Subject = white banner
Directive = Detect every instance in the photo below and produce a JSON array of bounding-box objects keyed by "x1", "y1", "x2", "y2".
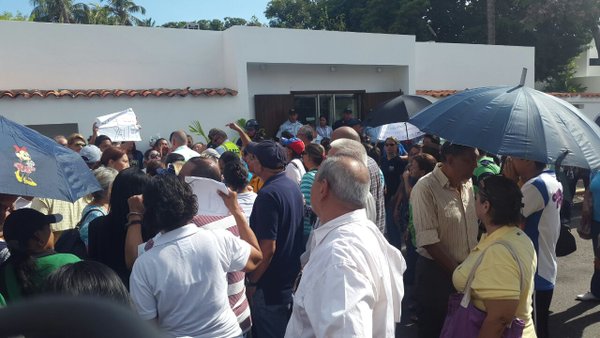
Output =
[{"x1": 95, "y1": 108, "x2": 142, "y2": 141}]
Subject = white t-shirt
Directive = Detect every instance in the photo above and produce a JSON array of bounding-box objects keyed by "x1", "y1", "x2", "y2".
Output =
[
  {"x1": 521, "y1": 171, "x2": 562, "y2": 290},
  {"x1": 130, "y1": 224, "x2": 250, "y2": 338},
  {"x1": 172, "y1": 146, "x2": 201, "y2": 161},
  {"x1": 237, "y1": 191, "x2": 257, "y2": 219},
  {"x1": 284, "y1": 158, "x2": 306, "y2": 185}
]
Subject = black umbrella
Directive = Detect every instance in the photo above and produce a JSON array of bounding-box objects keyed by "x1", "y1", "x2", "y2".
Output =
[{"x1": 364, "y1": 95, "x2": 432, "y2": 127}]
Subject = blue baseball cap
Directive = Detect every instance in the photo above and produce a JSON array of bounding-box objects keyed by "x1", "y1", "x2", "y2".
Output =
[{"x1": 245, "y1": 140, "x2": 288, "y2": 170}]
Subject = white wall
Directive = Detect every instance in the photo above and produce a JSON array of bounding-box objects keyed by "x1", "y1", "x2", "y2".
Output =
[
  {"x1": 0, "y1": 21, "x2": 540, "y2": 145},
  {"x1": 0, "y1": 21, "x2": 226, "y2": 89},
  {"x1": 0, "y1": 96, "x2": 240, "y2": 150},
  {"x1": 415, "y1": 42, "x2": 535, "y2": 89}
]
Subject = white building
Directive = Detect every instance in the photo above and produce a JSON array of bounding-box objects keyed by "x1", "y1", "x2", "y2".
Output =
[{"x1": 0, "y1": 21, "x2": 534, "y2": 147}]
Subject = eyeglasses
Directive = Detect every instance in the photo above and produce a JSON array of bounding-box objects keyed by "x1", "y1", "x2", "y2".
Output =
[{"x1": 74, "y1": 142, "x2": 86, "y2": 147}]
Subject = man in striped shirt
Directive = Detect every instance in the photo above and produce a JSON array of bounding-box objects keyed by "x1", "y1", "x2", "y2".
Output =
[{"x1": 179, "y1": 157, "x2": 253, "y2": 334}]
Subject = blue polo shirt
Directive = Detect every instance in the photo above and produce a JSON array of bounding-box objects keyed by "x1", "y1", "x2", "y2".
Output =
[{"x1": 249, "y1": 172, "x2": 304, "y2": 305}]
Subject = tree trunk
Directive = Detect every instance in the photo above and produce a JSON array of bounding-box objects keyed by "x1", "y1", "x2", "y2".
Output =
[
  {"x1": 487, "y1": 0, "x2": 496, "y2": 45},
  {"x1": 592, "y1": 21, "x2": 600, "y2": 57}
]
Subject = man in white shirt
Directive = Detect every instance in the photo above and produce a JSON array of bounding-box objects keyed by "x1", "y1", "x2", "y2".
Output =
[
  {"x1": 276, "y1": 109, "x2": 303, "y2": 138},
  {"x1": 129, "y1": 174, "x2": 262, "y2": 338},
  {"x1": 285, "y1": 155, "x2": 406, "y2": 338},
  {"x1": 169, "y1": 130, "x2": 200, "y2": 161}
]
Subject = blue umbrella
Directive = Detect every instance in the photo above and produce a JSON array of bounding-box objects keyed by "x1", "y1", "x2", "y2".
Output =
[
  {"x1": 409, "y1": 85, "x2": 600, "y2": 169},
  {"x1": 0, "y1": 116, "x2": 101, "y2": 202}
]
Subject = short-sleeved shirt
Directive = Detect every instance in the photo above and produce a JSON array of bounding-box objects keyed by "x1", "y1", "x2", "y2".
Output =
[
  {"x1": 79, "y1": 204, "x2": 107, "y2": 246},
  {"x1": 284, "y1": 158, "x2": 306, "y2": 185},
  {"x1": 31, "y1": 197, "x2": 91, "y2": 232},
  {"x1": 249, "y1": 172, "x2": 304, "y2": 305},
  {"x1": 276, "y1": 120, "x2": 303, "y2": 138},
  {"x1": 380, "y1": 155, "x2": 408, "y2": 203},
  {"x1": 410, "y1": 163, "x2": 479, "y2": 263},
  {"x1": 367, "y1": 157, "x2": 386, "y2": 234},
  {"x1": 237, "y1": 191, "x2": 257, "y2": 220},
  {"x1": 0, "y1": 253, "x2": 80, "y2": 303},
  {"x1": 521, "y1": 171, "x2": 562, "y2": 290},
  {"x1": 453, "y1": 226, "x2": 537, "y2": 338},
  {"x1": 130, "y1": 224, "x2": 250, "y2": 338},
  {"x1": 300, "y1": 169, "x2": 318, "y2": 239}
]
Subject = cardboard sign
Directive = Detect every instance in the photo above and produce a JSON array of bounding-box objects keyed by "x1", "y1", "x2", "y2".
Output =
[{"x1": 95, "y1": 108, "x2": 142, "y2": 141}]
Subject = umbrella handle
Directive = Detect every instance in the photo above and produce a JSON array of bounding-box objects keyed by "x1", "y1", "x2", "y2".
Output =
[{"x1": 555, "y1": 150, "x2": 569, "y2": 168}]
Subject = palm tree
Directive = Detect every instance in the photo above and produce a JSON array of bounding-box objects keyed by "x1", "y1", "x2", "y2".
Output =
[
  {"x1": 104, "y1": 0, "x2": 146, "y2": 26},
  {"x1": 86, "y1": 3, "x2": 114, "y2": 25},
  {"x1": 487, "y1": 0, "x2": 495, "y2": 45},
  {"x1": 30, "y1": 0, "x2": 75, "y2": 23}
]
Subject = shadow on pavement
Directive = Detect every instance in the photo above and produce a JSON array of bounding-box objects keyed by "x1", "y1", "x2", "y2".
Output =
[{"x1": 550, "y1": 301, "x2": 600, "y2": 338}]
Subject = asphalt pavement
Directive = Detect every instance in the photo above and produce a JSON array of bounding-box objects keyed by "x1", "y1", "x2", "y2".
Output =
[{"x1": 396, "y1": 199, "x2": 600, "y2": 338}]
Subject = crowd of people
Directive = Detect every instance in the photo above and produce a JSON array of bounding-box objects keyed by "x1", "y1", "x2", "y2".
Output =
[{"x1": 0, "y1": 110, "x2": 594, "y2": 338}]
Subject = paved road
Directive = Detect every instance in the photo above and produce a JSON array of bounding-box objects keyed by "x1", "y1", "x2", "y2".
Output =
[{"x1": 396, "y1": 200, "x2": 600, "y2": 338}]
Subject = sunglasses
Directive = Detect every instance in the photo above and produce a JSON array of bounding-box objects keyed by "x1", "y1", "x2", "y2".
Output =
[{"x1": 75, "y1": 142, "x2": 86, "y2": 147}]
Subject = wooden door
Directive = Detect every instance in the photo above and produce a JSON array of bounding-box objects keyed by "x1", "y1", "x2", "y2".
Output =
[{"x1": 255, "y1": 94, "x2": 293, "y2": 139}]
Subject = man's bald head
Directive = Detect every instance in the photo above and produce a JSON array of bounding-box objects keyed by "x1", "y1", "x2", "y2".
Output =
[
  {"x1": 178, "y1": 156, "x2": 221, "y2": 181},
  {"x1": 170, "y1": 130, "x2": 188, "y2": 149},
  {"x1": 331, "y1": 126, "x2": 360, "y2": 142}
]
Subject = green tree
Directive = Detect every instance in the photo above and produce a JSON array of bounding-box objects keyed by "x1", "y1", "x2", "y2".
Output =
[
  {"x1": 104, "y1": 0, "x2": 146, "y2": 25},
  {"x1": 264, "y1": 0, "x2": 600, "y2": 85},
  {"x1": 30, "y1": 0, "x2": 78, "y2": 23},
  {"x1": 0, "y1": 11, "x2": 30, "y2": 21}
]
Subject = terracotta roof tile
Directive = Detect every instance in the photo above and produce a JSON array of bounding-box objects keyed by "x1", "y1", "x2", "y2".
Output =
[
  {"x1": 0, "y1": 87, "x2": 238, "y2": 99},
  {"x1": 417, "y1": 89, "x2": 600, "y2": 99}
]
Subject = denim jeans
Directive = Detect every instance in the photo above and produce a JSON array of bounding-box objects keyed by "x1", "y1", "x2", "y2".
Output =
[{"x1": 251, "y1": 288, "x2": 292, "y2": 338}]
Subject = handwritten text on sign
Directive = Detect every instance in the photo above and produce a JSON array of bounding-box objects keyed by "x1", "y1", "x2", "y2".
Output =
[{"x1": 95, "y1": 108, "x2": 142, "y2": 142}]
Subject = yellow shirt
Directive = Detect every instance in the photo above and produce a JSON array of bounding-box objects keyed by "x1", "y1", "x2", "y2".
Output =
[
  {"x1": 452, "y1": 226, "x2": 537, "y2": 338},
  {"x1": 31, "y1": 196, "x2": 91, "y2": 232}
]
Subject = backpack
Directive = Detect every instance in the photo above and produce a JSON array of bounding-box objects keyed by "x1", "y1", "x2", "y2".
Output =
[{"x1": 54, "y1": 208, "x2": 99, "y2": 259}]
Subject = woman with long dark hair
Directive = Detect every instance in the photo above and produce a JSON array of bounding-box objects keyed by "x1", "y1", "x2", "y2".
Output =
[
  {"x1": 0, "y1": 209, "x2": 80, "y2": 303},
  {"x1": 87, "y1": 168, "x2": 153, "y2": 287}
]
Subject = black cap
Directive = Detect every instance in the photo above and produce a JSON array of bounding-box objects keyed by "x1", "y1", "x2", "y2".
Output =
[
  {"x1": 245, "y1": 119, "x2": 260, "y2": 130},
  {"x1": 3, "y1": 208, "x2": 62, "y2": 243},
  {"x1": 246, "y1": 140, "x2": 288, "y2": 169},
  {"x1": 288, "y1": 108, "x2": 297, "y2": 115},
  {"x1": 343, "y1": 108, "x2": 352, "y2": 114}
]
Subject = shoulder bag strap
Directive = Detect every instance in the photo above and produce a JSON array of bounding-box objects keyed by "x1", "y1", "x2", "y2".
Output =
[{"x1": 460, "y1": 239, "x2": 524, "y2": 308}]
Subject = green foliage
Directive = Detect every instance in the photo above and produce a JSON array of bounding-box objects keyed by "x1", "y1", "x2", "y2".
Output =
[
  {"x1": 264, "y1": 0, "x2": 600, "y2": 84},
  {"x1": 161, "y1": 17, "x2": 263, "y2": 30},
  {"x1": 543, "y1": 59, "x2": 588, "y2": 93},
  {"x1": 188, "y1": 120, "x2": 209, "y2": 143},
  {"x1": 29, "y1": 0, "x2": 147, "y2": 26},
  {"x1": 0, "y1": 11, "x2": 30, "y2": 21}
]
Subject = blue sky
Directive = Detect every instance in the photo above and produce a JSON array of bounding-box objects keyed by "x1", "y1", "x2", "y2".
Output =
[{"x1": 1, "y1": 0, "x2": 271, "y2": 25}]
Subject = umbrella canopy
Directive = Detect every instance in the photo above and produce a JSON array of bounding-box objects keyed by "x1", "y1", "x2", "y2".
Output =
[
  {"x1": 372, "y1": 122, "x2": 425, "y2": 141},
  {"x1": 0, "y1": 116, "x2": 101, "y2": 202},
  {"x1": 364, "y1": 95, "x2": 432, "y2": 127},
  {"x1": 408, "y1": 85, "x2": 600, "y2": 169}
]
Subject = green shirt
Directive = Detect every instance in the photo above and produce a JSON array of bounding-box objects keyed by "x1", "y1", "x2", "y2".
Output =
[{"x1": 0, "y1": 253, "x2": 80, "y2": 303}]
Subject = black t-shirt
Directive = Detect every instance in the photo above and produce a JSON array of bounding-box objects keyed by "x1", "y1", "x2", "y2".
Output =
[
  {"x1": 249, "y1": 172, "x2": 304, "y2": 305},
  {"x1": 381, "y1": 156, "x2": 407, "y2": 203}
]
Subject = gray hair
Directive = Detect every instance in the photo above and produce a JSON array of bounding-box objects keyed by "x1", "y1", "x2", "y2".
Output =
[
  {"x1": 316, "y1": 155, "x2": 369, "y2": 208},
  {"x1": 92, "y1": 166, "x2": 118, "y2": 200},
  {"x1": 297, "y1": 125, "x2": 314, "y2": 141},
  {"x1": 329, "y1": 139, "x2": 368, "y2": 165}
]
